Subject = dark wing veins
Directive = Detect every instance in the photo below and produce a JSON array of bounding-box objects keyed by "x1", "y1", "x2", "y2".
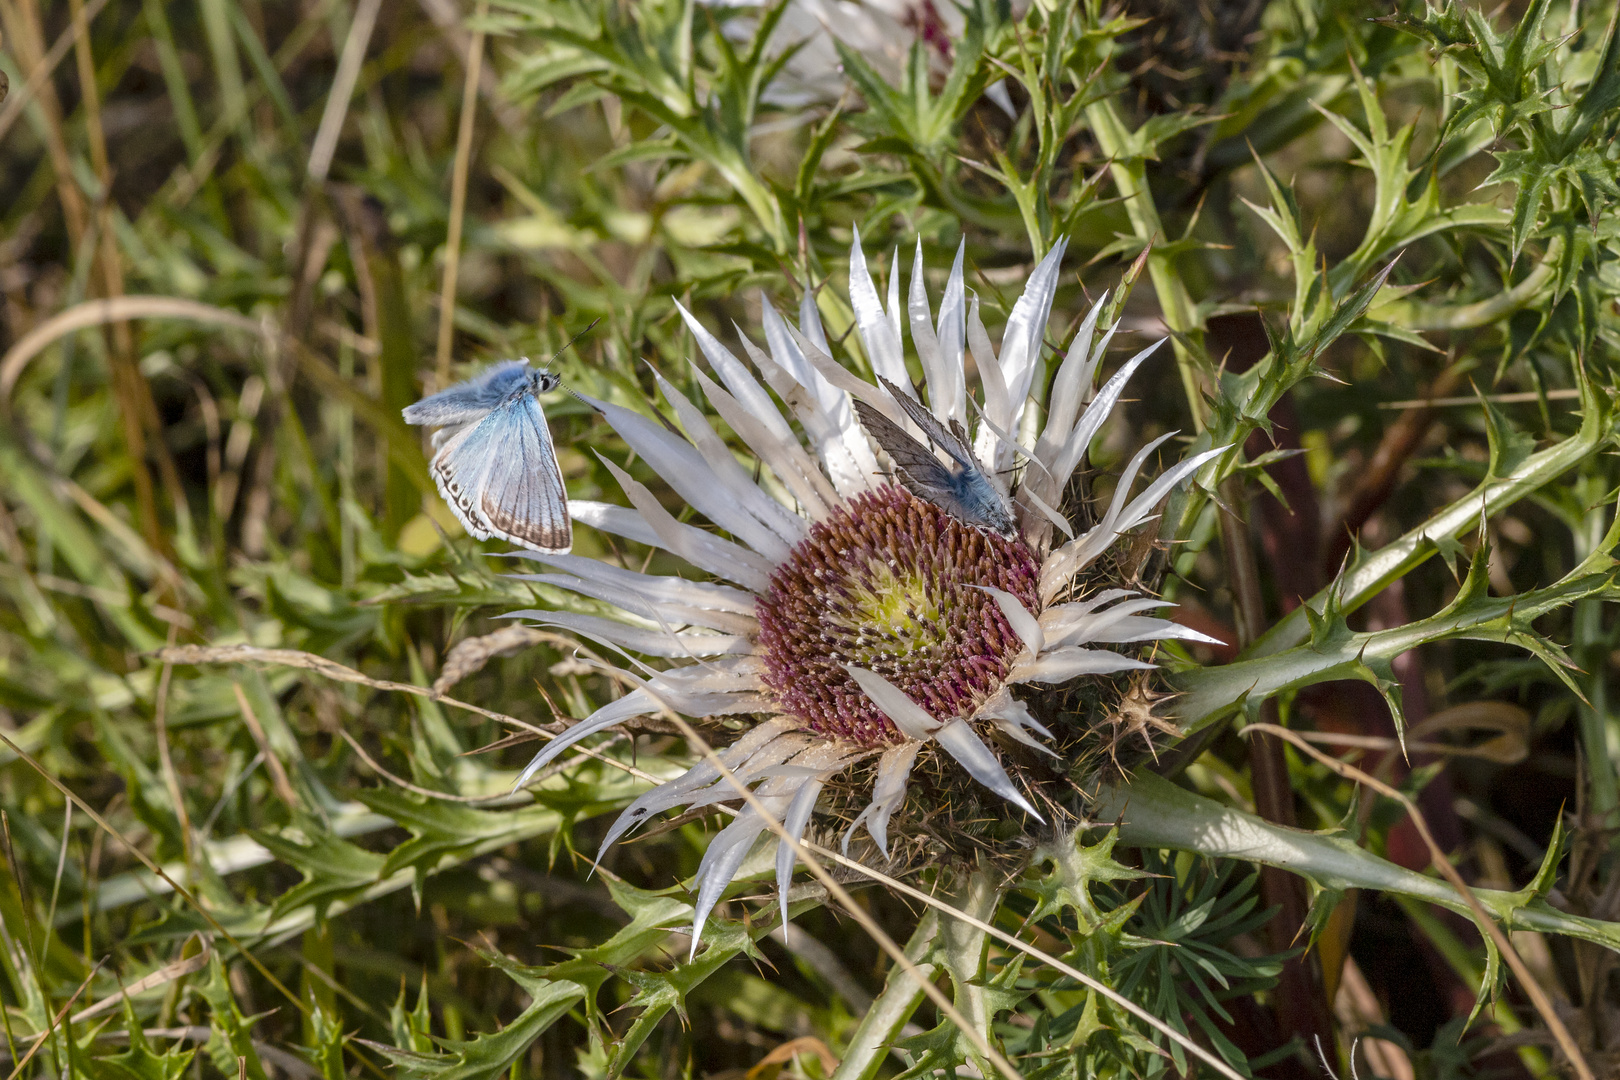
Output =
[{"x1": 850, "y1": 397, "x2": 963, "y2": 491}]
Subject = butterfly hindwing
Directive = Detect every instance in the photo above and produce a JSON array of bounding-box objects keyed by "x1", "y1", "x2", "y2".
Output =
[
  {"x1": 430, "y1": 416, "x2": 500, "y2": 540},
  {"x1": 477, "y1": 392, "x2": 572, "y2": 553}
]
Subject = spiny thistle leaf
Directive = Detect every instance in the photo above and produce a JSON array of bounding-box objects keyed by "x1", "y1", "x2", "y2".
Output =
[
  {"x1": 81, "y1": 1001, "x2": 197, "y2": 1080},
  {"x1": 370, "y1": 961, "x2": 587, "y2": 1080}
]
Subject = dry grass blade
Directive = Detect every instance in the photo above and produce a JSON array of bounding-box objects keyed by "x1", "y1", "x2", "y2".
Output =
[
  {"x1": 70, "y1": 945, "x2": 212, "y2": 1024},
  {"x1": 1334, "y1": 957, "x2": 1416, "y2": 1080},
  {"x1": 433, "y1": 624, "x2": 552, "y2": 694},
  {"x1": 3, "y1": 0, "x2": 88, "y2": 239},
  {"x1": 1294, "y1": 725, "x2": 1527, "y2": 765},
  {"x1": 0, "y1": 0, "x2": 108, "y2": 143},
  {"x1": 306, "y1": 0, "x2": 383, "y2": 181},
  {"x1": 66, "y1": 0, "x2": 107, "y2": 181},
  {"x1": 1243, "y1": 722, "x2": 1595, "y2": 1080},
  {"x1": 0, "y1": 296, "x2": 259, "y2": 400},
  {"x1": 151, "y1": 629, "x2": 193, "y2": 867},
  {"x1": 1405, "y1": 701, "x2": 1530, "y2": 766},
  {"x1": 433, "y1": 0, "x2": 488, "y2": 385},
  {"x1": 652, "y1": 707, "x2": 1029, "y2": 1080},
  {"x1": 1380, "y1": 388, "x2": 1582, "y2": 409},
  {"x1": 231, "y1": 683, "x2": 300, "y2": 809}
]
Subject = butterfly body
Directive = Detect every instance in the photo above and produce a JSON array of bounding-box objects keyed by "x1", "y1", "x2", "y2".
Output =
[
  {"x1": 853, "y1": 377, "x2": 1017, "y2": 539},
  {"x1": 404, "y1": 362, "x2": 571, "y2": 553}
]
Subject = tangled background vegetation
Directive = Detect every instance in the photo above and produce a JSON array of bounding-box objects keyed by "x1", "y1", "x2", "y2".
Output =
[{"x1": 5, "y1": 0, "x2": 1620, "y2": 1075}]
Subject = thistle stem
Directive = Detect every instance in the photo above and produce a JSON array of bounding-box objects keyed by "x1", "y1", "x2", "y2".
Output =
[
  {"x1": 1574, "y1": 466, "x2": 1618, "y2": 827},
  {"x1": 1250, "y1": 402, "x2": 1608, "y2": 660},
  {"x1": 1083, "y1": 97, "x2": 1206, "y2": 429},
  {"x1": 828, "y1": 912, "x2": 939, "y2": 1080},
  {"x1": 1380, "y1": 237, "x2": 1561, "y2": 331},
  {"x1": 939, "y1": 867, "x2": 1002, "y2": 1075}
]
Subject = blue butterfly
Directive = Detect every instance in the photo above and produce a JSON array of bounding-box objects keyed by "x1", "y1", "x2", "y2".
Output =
[
  {"x1": 403, "y1": 360, "x2": 572, "y2": 554},
  {"x1": 853, "y1": 376, "x2": 1017, "y2": 539}
]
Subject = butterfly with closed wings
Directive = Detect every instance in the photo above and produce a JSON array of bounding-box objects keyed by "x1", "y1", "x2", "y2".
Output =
[
  {"x1": 404, "y1": 328, "x2": 595, "y2": 554},
  {"x1": 852, "y1": 376, "x2": 1018, "y2": 539}
]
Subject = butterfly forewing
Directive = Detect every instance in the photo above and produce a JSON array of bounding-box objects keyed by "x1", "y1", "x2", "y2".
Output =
[
  {"x1": 476, "y1": 393, "x2": 572, "y2": 553},
  {"x1": 403, "y1": 360, "x2": 531, "y2": 427},
  {"x1": 878, "y1": 377, "x2": 977, "y2": 467}
]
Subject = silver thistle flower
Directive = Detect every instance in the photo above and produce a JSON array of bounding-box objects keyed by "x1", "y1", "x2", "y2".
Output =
[{"x1": 505, "y1": 236, "x2": 1224, "y2": 951}]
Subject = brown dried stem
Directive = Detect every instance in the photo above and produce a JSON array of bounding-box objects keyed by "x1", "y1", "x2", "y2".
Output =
[
  {"x1": 0, "y1": 0, "x2": 107, "y2": 143},
  {"x1": 434, "y1": 0, "x2": 488, "y2": 385},
  {"x1": 231, "y1": 683, "x2": 301, "y2": 809}
]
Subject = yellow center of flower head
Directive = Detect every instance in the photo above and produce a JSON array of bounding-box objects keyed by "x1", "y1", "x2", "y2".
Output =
[
  {"x1": 841, "y1": 562, "x2": 942, "y2": 641},
  {"x1": 755, "y1": 485, "x2": 1040, "y2": 746}
]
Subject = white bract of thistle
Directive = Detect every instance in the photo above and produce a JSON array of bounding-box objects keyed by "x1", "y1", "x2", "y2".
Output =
[{"x1": 504, "y1": 235, "x2": 1224, "y2": 953}]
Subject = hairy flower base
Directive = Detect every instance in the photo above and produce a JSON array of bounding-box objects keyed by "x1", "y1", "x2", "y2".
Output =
[{"x1": 756, "y1": 485, "x2": 1039, "y2": 746}]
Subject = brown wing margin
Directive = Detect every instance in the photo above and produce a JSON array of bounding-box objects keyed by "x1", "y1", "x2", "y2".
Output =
[{"x1": 430, "y1": 422, "x2": 495, "y2": 540}]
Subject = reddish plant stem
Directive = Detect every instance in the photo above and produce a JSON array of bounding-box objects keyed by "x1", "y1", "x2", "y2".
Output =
[
  {"x1": 1249, "y1": 401, "x2": 1322, "y2": 612},
  {"x1": 1219, "y1": 475, "x2": 1336, "y2": 1067}
]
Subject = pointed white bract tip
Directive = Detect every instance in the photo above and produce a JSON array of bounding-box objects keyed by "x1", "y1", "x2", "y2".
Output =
[
  {"x1": 995, "y1": 715, "x2": 1060, "y2": 757},
  {"x1": 971, "y1": 586, "x2": 1044, "y2": 655},
  {"x1": 976, "y1": 687, "x2": 1057, "y2": 757},
  {"x1": 933, "y1": 718, "x2": 1044, "y2": 823},
  {"x1": 775, "y1": 777, "x2": 825, "y2": 930},
  {"x1": 1021, "y1": 486, "x2": 1074, "y2": 540},
  {"x1": 845, "y1": 666, "x2": 941, "y2": 740},
  {"x1": 688, "y1": 806, "x2": 773, "y2": 962},
  {"x1": 842, "y1": 740, "x2": 922, "y2": 859}
]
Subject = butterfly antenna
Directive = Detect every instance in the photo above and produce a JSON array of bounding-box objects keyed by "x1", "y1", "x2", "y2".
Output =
[
  {"x1": 542, "y1": 317, "x2": 605, "y2": 412},
  {"x1": 540, "y1": 317, "x2": 602, "y2": 370}
]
